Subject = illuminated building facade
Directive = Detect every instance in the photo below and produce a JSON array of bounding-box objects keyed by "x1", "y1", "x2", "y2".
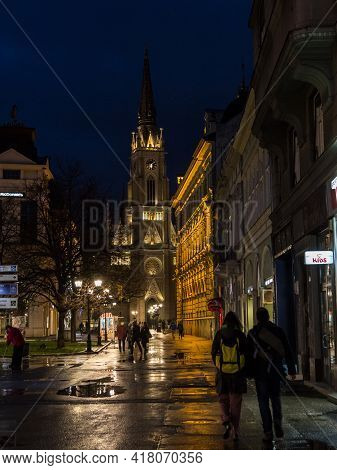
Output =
[
  {"x1": 173, "y1": 140, "x2": 217, "y2": 339},
  {"x1": 125, "y1": 51, "x2": 176, "y2": 323},
  {"x1": 0, "y1": 113, "x2": 56, "y2": 336}
]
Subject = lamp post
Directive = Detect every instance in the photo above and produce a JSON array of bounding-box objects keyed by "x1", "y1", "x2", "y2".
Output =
[
  {"x1": 94, "y1": 279, "x2": 103, "y2": 346},
  {"x1": 75, "y1": 279, "x2": 102, "y2": 353}
]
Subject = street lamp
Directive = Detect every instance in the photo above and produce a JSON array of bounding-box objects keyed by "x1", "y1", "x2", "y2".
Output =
[{"x1": 75, "y1": 279, "x2": 103, "y2": 352}]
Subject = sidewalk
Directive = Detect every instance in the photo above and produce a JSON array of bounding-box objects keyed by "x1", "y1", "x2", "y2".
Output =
[{"x1": 0, "y1": 333, "x2": 337, "y2": 449}]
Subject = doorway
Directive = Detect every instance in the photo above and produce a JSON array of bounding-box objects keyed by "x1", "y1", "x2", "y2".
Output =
[
  {"x1": 247, "y1": 295, "x2": 254, "y2": 331},
  {"x1": 275, "y1": 251, "x2": 296, "y2": 354}
]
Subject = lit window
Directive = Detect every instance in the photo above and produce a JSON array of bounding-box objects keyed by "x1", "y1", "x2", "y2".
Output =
[
  {"x1": 111, "y1": 252, "x2": 131, "y2": 265},
  {"x1": 143, "y1": 211, "x2": 163, "y2": 221}
]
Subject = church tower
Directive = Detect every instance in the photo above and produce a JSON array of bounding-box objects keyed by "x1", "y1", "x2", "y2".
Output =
[{"x1": 127, "y1": 50, "x2": 176, "y2": 324}]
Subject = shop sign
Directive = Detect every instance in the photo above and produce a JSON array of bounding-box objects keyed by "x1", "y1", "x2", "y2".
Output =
[
  {"x1": 0, "y1": 192, "x2": 24, "y2": 198},
  {"x1": 0, "y1": 274, "x2": 18, "y2": 281},
  {"x1": 207, "y1": 298, "x2": 223, "y2": 313},
  {"x1": 0, "y1": 265, "x2": 17, "y2": 273},
  {"x1": 0, "y1": 283, "x2": 18, "y2": 295},
  {"x1": 304, "y1": 251, "x2": 334, "y2": 265},
  {"x1": 0, "y1": 298, "x2": 18, "y2": 309},
  {"x1": 264, "y1": 277, "x2": 273, "y2": 287}
]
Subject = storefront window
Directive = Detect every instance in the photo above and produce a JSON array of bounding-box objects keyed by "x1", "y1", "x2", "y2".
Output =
[{"x1": 319, "y1": 225, "x2": 336, "y2": 380}]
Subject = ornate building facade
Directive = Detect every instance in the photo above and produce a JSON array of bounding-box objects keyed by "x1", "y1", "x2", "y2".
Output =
[
  {"x1": 173, "y1": 140, "x2": 216, "y2": 339},
  {"x1": 125, "y1": 51, "x2": 176, "y2": 323}
]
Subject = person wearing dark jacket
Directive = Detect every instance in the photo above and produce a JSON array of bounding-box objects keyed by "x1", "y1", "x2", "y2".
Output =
[
  {"x1": 140, "y1": 322, "x2": 151, "y2": 352},
  {"x1": 247, "y1": 307, "x2": 296, "y2": 442},
  {"x1": 5, "y1": 325, "x2": 25, "y2": 371},
  {"x1": 212, "y1": 312, "x2": 247, "y2": 441},
  {"x1": 131, "y1": 320, "x2": 142, "y2": 356}
]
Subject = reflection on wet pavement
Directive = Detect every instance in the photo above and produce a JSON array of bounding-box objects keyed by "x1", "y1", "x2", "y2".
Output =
[
  {"x1": 57, "y1": 378, "x2": 125, "y2": 398},
  {"x1": 1, "y1": 333, "x2": 337, "y2": 450}
]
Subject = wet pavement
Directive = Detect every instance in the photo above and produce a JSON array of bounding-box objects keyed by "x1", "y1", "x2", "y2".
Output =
[{"x1": 1, "y1": 333, "x2": 337, "y2": 450}]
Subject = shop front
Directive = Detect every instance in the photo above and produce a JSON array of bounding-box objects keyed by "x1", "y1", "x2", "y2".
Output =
[{"x1": 99, "y1": 312, "x2": 119, "y2": 341}]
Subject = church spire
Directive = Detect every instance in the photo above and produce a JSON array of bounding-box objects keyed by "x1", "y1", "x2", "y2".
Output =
[{"x1": 138, "y1": 49, "x2": 157, "y2": 126}]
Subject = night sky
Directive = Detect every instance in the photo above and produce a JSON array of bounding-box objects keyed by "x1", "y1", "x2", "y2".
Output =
[{"x1": 0, "y1": 0, "x2": 252, "y2": 199}]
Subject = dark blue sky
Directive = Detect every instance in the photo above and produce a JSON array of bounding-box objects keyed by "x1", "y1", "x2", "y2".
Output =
[{"x1": 0, "y1": 0, "x2": 253, "y2": 199}]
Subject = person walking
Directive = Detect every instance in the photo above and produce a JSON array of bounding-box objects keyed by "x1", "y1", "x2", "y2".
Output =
[
  {"x1": 212, "y1": 312, "x2": 247, "y2": 441},
  {"x1": 178, "y1": 321, "x2": 184, "y2": 339},
  {"x1": 140, "y1": 322, "x2": 151, "y2": 354},
  {"x1": 161, "y1": 319, "x2": 166, "y2": 333},
  {"x1": 170, "y1": 320, "x2": 177, "y2": 339},
  {"x1": 5, "y1": 325, "x2": 25, "y2": 371},
  {"x1": 131, "y1": 320, "x2": 142, "y2": 356},
  {"x1": 247, "y1": 307, "x2": 296, "y2": 443},
  {"x1": 117, "y1": 322, "x2": 127, "y2": 353}
]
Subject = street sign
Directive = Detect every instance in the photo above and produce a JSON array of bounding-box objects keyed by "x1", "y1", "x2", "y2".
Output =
[
  {"x1": 0, "y1": 298, "x2": 18, "y2": 309},
  {"x1": 0, "y1": 265, "x2": 18, "y2": 273},
  {"x1": 0, "y1": 283, "x2": 18, "y2": 295},
  {"x1": 207, "y1": 298, "x2": 223, "y2": 313},
  {"x1": 0, "y1": 274, "x2": 18, "y2": 281},
  {"x1": 304, "y1": 251, "x2": 334, "y2": 265}
]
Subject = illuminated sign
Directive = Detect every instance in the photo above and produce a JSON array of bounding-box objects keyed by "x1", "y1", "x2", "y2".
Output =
[
  {"x1": 0, "y1": 192, "x2": 24, "y2": 198},
  {"x1": 0, "y1": 283, "x2": 18, "y2": 295},
  {"x1": 304, "y1": 251, "x2": 334, "y2": 265},
  {"x1": 0, "y1": 274, "x2": 18, "y2": 281},
  {"x1": 264, "y1": 277, "x2": 273, "y2": 287},
  {"x1": 0, "y1": 298, "x2": 18, "y2": 309},
  {"x1": 0, "y1": 265, "x2": 17, "y2": 272}
]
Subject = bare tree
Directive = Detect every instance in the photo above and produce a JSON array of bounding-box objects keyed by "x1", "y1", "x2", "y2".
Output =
[{"x1": 11, "y1": 164, "x2": 95, "y2": 348}]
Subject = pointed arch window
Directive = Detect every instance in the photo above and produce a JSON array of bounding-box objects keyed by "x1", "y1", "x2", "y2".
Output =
[{"x1": 147, "y1": 177, "x2": 156, "y2": 204}]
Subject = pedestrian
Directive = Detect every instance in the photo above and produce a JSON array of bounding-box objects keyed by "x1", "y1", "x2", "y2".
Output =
[
  {"x1": 127, "y1": 323, "x2": 133, "y2": 352},
  {"x1": 79, "y1": 322, "x2": 84, "y2": 335},
  {"x1": 141, "y1": 322, "x2": 152, "y2": 353},
  {"x1": 5, "y1": 325, "x2": 25, "y2": 371},
  {"x1": 178, "y1": 321, "x2": 184, "y2": 339},
  {"x1": 170, "y1": 320, "x2": 177, "y2": 339},
  {"x1": 161, "y1": 319, "x2": 166, "y2": 333},
  {"x1": 131, "y1": 320, "x2": 142, "y2": 356},
  {"x1": 212, "y1": 312, "x2": 247, "y2": 441},
  {"x1": 247, "y1": 307, "x2": 296, "y2": 443},
  {"x1": 117, "y1": 322, "x2": 127, "y2": 353}
]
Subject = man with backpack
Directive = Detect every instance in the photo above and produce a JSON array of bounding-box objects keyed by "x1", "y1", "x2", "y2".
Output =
[
  {"x1": 247, "y1": 307, "x2": 296, "y2": 443},
  {"x1": 5, "y1": 324, "x2": 25, "y2": 371},
  {"x1": 212, "y1": 312, "x2": 247, "y2": 441}
]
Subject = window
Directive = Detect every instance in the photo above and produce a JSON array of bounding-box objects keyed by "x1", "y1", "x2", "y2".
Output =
[
  {"x1": 143, "y1": 210, "x2": 163, "y2": 221},
  {"x1": 20, "y1": 200, "x2": 37, "y2": 243},
  {"x1": 3, "y1": 169, "x2": 21, "y2": 179},
  {"x1": 111, "y1": 252, "x2": 131, "y2": 265},
  {"x1": 289, "y1": 128, "x2": 300, "y2": 186},
  {"x1": 313, "y1": 92, "x2": 324, "y2": 158},
  {"x1": 146, "y1": 177, "x2": 156, "y2": 205}
]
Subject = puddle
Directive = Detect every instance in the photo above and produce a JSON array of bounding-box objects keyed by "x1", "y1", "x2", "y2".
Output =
[
  {"x1": 0, "y1": 388, "x2": 26, "y2": 397},
  {"x1": 57, "y1": 377, "x2": 125, "y2": 398}
]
